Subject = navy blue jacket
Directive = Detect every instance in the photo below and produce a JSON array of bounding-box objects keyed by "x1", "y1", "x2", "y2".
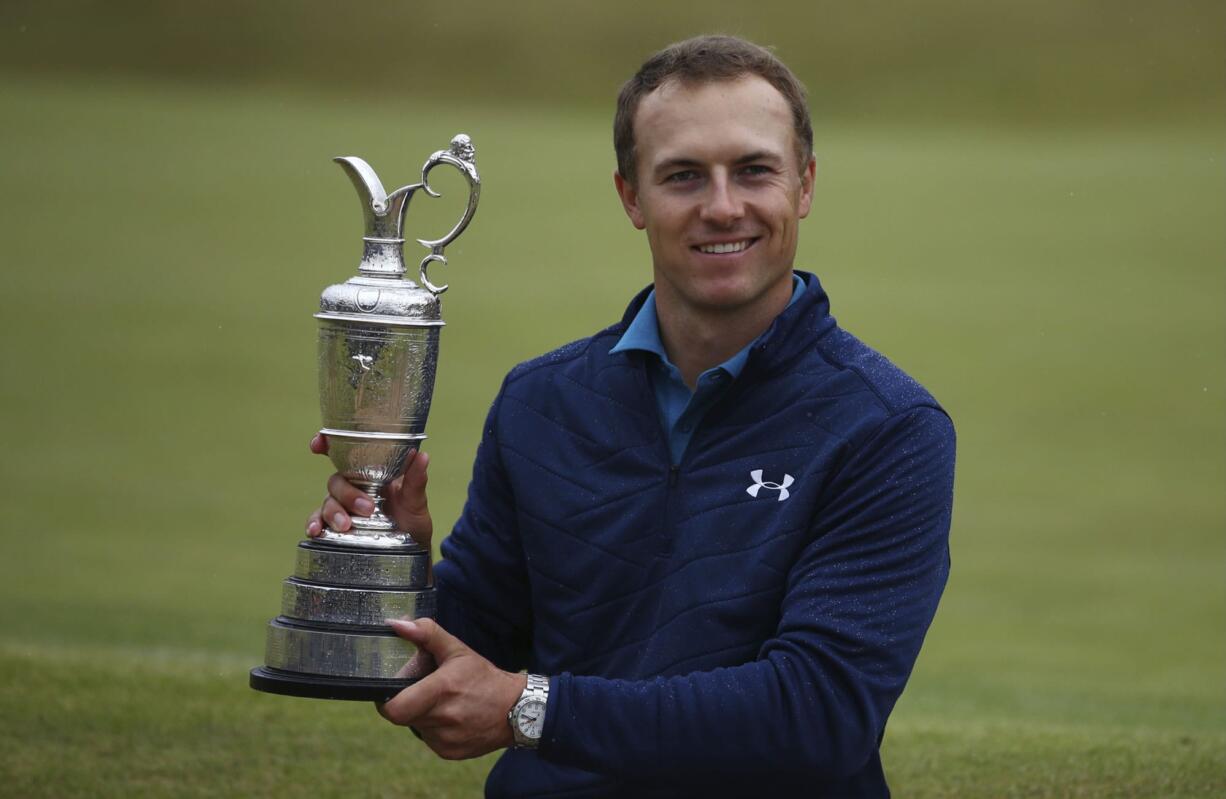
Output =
[{"x1": 435, "y1": 272, "x2": 955, "y2": 797}]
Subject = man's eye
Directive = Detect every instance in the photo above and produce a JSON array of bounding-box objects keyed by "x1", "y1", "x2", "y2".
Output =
[
  {"x1": 665, "y1": 170, "x2": 699, "y2": 183},
  {"x1": 741, "y1": 164, "x2": 772, "y2": 177}
]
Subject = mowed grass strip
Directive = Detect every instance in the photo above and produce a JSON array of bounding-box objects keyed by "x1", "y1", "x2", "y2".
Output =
[
  {"x1": 882, "y1": 718, "x2": 1226, "y2": 798},
  {"x1": 3, "y1": 643, "x2": 1221, "y2": 798},
  {"x1": 0, "y1": 643, "x2": 494, "y2": 798}
]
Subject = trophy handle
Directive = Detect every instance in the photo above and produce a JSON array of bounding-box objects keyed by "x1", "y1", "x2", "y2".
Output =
[{"x1": 409, "y1": 134, "x2": 481, "y2": 295}]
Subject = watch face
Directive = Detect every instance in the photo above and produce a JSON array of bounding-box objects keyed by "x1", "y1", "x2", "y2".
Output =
[{"x1": 516, "y1": 699, "x2": 546, "y2": 739}]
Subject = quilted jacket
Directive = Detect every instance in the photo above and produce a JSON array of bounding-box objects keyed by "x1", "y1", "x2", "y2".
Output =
[{"x1": 435, "y1": 271, "x2": 956, "y2": 798}]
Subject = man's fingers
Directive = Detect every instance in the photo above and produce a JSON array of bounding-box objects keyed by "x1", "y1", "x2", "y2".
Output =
[
  {"x1": 327, "y1": 473, "x2": 375, "y2": 517},
  {"x1": 386, "y1": 618, "x2": 467, "y2": 663},
  {"x1": 311, "y1": 475, "x2": 372, "y2": 536},
  {"x1": 378, "y1": 675, "x2": 442, "y2": 727},
  {"x1": 306, "y1": 434, "x2": 331, "y2": 536},
  {"x1": 320, "y1": 496, "x2": 351, "y2": 532}
]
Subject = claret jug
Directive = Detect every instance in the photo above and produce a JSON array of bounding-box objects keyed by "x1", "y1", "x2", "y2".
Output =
[{"x1": 251, "y1": 135, "x2": 480, "y2": 700}]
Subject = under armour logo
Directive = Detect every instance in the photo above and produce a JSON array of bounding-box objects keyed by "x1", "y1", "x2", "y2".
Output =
[{"x1": 746, "y1": 469, "x2": 794, "y2": 502}]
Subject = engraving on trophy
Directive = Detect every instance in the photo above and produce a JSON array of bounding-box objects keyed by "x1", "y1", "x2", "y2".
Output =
[
  {"x1": 321, "y1": 325, "x2": 439, "y2": 435},
  {"x1": 294, "y1": 542, "x2": 431, "y2": 588},
  {"x1": 280, "y1": 579, "x2": 438, "y2": 626},
  {"x1": 251, "y1": 135, "x2": 480, "y2": 701}
]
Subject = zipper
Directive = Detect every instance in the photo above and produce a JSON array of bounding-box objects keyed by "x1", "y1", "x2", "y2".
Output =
[{"x1": 630, "y1": 355, "x2": 680, "y2": 556}]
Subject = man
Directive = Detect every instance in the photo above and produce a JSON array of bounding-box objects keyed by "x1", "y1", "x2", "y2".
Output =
[{"x1": 308, "y1": 35, "x2": 955, "y2": 798}]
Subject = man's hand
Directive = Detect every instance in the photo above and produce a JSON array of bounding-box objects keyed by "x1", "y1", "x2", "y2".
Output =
[
  {"x1": 377, "y1": 618, "x2": 526, "y2": 760},
  {"x1": 305, "y1": 433, "x2": 434, "y2": 549}
]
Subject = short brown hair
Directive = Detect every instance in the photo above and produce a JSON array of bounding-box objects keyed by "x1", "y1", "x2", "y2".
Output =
[{"x1": 613, "y1": 35, "x2": 813, "y2": 184}]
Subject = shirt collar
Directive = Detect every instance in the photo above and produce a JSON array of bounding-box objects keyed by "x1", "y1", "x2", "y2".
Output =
[{"x1": 609, "y1": 274, "x2": 806, "y2": 379}]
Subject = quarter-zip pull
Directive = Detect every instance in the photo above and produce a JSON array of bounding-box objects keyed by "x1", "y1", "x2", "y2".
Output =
[{"x1": 668, "y1": 465, "x2": 679, "y2": 487}]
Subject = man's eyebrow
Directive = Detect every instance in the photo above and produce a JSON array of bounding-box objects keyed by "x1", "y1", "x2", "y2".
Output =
[
  {"x1": 734, "y1": 150, "x2": 783, "y2": 164},
  {"x1": 652, "y1": 157, "x2": 703, "y2": 175}
]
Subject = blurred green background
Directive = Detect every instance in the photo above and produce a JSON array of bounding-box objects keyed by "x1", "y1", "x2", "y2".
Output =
[{"x1": 1, "y1": 1, "x2": 1222, "y2": 796}]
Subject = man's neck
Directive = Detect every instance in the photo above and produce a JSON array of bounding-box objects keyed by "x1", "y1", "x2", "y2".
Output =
[{"x1": 655, "y1": 279, "x2": 794, "y2": 389}]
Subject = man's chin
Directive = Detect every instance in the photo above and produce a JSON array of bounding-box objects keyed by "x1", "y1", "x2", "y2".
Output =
[
  {"x1": 686, "y1": 276, "x2": 790, "y2": 314},
  {"x1": 683, "y1": 286, "x2": 769, "y2": 316}
]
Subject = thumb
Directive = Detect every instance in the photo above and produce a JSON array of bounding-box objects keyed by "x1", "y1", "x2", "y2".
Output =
[
  {"x1": 388, "y1": 450, "x2": 433, "y2": 542},
  {"x1": 387, "y1": 617, "x2": 467, "y2": 663},
  {"x1": 399, "y1": 449, "x2": 431, "y2": 516}
]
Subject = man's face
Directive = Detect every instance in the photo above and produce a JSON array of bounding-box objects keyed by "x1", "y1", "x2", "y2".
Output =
[{"x1": 615, "y1": 75, "x2": 815, "y2": 320}]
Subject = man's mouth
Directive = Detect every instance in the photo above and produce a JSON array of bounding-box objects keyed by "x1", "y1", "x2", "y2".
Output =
[{"x1": 694, "y1": 238, "x2": 757, "y2": 255}]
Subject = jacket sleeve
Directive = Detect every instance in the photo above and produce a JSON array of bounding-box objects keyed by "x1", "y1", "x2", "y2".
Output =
[
  {"x1": 539, "y1": 405, "x2": 956, "y2": 779},
  {"x1": 433, "y1": 385, "x2": 533, "y2": 673}
]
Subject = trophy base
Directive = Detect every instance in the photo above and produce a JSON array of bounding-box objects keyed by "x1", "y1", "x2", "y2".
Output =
[
  {"x1": 249, "y1": 666, "x2": 413, "y2": 702},
  {"x1": 251, "y1": 539, "x2": 435, "y2": 702}
]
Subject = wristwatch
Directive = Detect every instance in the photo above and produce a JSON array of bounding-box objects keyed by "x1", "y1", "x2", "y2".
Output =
[{"x1": 508, "y1": 673, "x2": 549, "y2": 749}]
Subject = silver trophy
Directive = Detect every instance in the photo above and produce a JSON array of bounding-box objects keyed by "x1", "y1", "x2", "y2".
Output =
[{"x1": 251, "y1": 135, "x2": 480, "y2": 701}]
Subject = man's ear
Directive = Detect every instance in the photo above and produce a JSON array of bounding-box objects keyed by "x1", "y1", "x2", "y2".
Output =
[
  {"x1": 613, "y1": 170, "x2": 646, "y2": 230},
  {"x1": 797, "y1": 155, "x2": 817, "y2": 220}
]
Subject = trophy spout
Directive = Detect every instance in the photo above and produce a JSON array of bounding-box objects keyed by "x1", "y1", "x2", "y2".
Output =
[
  {"x1": 335, "y1": 156, "x2": 401, "y2": 240},
  {"x1": 334, "y1": 156, "x2": 417, "y2": 278}
]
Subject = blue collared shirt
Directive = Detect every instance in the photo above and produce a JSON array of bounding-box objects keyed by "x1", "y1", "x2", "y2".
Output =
[{"x1": 610, "y1": 274, "x2": 806, "y2": 464}]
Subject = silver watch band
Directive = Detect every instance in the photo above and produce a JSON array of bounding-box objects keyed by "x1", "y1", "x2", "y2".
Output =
[{"x1": 524, "y1": 673, "x2": 549, "y2": 698}]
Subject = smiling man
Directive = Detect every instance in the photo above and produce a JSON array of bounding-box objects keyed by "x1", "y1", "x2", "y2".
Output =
[
  {"x1": 310, "y1": 35, "x2": 955, "y2": 798},
  {"x1": 613, "y1": 73, "x2": 815, "y2": 388}
]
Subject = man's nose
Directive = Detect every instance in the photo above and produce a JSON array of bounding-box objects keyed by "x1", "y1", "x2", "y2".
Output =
[{"x1": 699, "y1": 174, "x2": 743, "y2": 227}]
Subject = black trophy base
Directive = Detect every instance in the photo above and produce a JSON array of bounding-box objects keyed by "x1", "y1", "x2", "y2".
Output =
[{"x1": 250, "y1": 667, "x2": 413, "y2": 702}]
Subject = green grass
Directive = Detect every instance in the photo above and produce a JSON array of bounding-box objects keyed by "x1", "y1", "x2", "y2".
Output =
[{"x1": 0, "y1": 73, "x2": 1222, "y2": 796}]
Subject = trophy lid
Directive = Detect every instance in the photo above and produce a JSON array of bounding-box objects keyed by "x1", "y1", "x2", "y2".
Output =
[{"x1": 316, "y1": 137, "x2": 480, "y2": 327}]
